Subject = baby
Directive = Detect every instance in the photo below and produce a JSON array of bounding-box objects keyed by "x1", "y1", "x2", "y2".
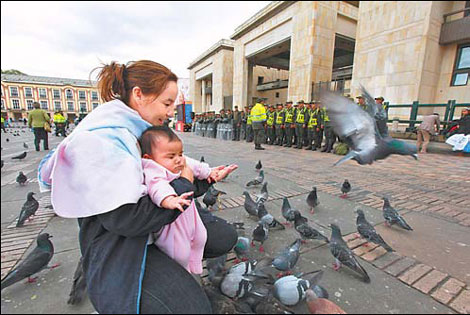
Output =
[{"x1": 140, "y1": 125, "x2": 212, "y2": 274}]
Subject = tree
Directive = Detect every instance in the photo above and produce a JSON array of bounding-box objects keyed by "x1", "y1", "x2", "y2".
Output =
[{"x1": 1, "y1": 69, "x2": 27, "y2": 75}]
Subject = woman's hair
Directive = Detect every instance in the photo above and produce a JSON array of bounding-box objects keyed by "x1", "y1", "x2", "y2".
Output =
[
  {"x1": 92, "y1": 60, "x2": 178, "y2": 104},
  {"x1": 139, "y1": 125, "x2": 181, "y2": 156}
]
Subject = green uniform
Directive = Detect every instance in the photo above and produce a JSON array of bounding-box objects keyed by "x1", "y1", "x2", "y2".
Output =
[
  {"x1": 294, "y1": 107, "x2": 307, "y2": 148},
  {"x1": 246, "y1": 111, "x2": 253, "y2": 143},
  {"x1": 322, "y1": 108, "x2": 336, "y2": 152},
  {"x1": 266, "y1": 110, "x2": 276, "y2": 144},
  {"x1": 306, "y1": 108, "x2": 322, "y2": 150},
  {"x1": 274, "y1": 109, "x2": 285, "y2": 145},
  {"x1": 284, "y1": 107, "x2": 295, "y2": 147}
]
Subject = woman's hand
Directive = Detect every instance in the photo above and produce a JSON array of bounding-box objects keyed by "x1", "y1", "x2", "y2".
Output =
[
  {"x1": 208, "y1": 164, "x2": 238, "y2": 183},
  {"x1": 180, "y1": 159, "x2": 194, "y2": 183}
]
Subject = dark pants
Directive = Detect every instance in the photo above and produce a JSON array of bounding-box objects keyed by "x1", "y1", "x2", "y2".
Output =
[
  {"x1": 324, "y1": 125, "x2": 336, "y2": 151},
  {"x1": 267, "y1": 126, "x2": 275, "y2": 144},
  {"x1": 233, "y1": 124, "x2": 240, "y2": 141},
  {"x1": 274, "y1": 125, "x2": 284, "y2": 145},
  {"x1": 33, "y1": 127, "x2": 49, "y2": 151},
  {"x1": 285, "y1": 126, "x2": 294, "y2": 146},
  {"x1": 1, "y1": 122, "x2": 5, "y2": 133},
  {"x1": 253, "y1": 128, "x2": 265, "y2": 147},
  {"x1": 317, "y1": 129, "x2": 324, "y2": 148},
  {"x1": 55, "y1": 123, "x2": 66, "y2": 137},
  {"x1": 240, "y1": 123, "x2": 246, "y2": 140},
  {"x1": 246, "y1": 125, "x2": 253, "y2": 142},
  {"x1": 141, "y1": 218, "x2": 237, "y2": 313},
  {"x1": 295, "y1": 124, "x2": 305, "y2": 148}
]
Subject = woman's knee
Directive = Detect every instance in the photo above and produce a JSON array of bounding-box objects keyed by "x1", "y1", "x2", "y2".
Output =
[{"x1": 204, "y1": 219, "x2": 237, "y2": 258}]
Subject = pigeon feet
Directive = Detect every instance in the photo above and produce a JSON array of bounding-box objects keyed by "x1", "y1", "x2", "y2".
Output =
[
  {"x1": 310, "y1": 209, "x2": 315, "y2": 214},
  {"x1": 250, "y1": 241, "x2": 256, "y2": 248},
  {"x1": 301, "y1": 240, "x2": 308, "y2": 244},
  {"x1": 233, "y1": 259, "x2": 241, "y2": 265},
  {"x1": 282, "y1": 222, "x2": 292, "y2": 227},
  {"x1": 332, "y1": 263, "x2": 340, "y2": 271},
  {"x1": 27, "y1": 277, "x2": 38, "y2": 283},
  {"x1": 49, "y1": 263, "x2": 61, "y2": 269},
  {"x1": 259, "y1": 246, "x2": 265, "y2": 253},
  {"x1": 384, "y1": 222, "x2": 391, "y2": 227},
  {"x1": 241, "y1": 258, "x2": 249, "y2": 262}
]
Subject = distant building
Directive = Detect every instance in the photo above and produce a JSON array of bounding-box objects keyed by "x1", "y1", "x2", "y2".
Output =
[{"x1": 1, "y1": 73, "x2": 101, "y2": 122}]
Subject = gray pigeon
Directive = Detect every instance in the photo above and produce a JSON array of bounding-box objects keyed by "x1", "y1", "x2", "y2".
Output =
[
  {"x1": 16, "y1": 171, "x2": 27, "y2": 186},
  {"x1": 67, "y1": 257, "x2": 87, "y2": 305},
  {"x1": 207, "y1": 254, "x2": 228, "y2": 284},
  {"x1": 255, "y1": 160, "x2": 262, "y2": 171},
  {"x1": 281, "y1": 197, "x2": 301, "y2": 227},
  {"x1": 383, "y1": 197, "x2": 413, "y2": 230},
  {"x1": 273, "y1": 270, "x2": 325, "y2": 306},
  {"x1": 252, "y1": 222, "x2": 269, "y2": 253},
  {"x1": 233, "y1": 237, "x2": 251, "y2": 264},
  {"x1": 320, "y1": 89, "x2": 418, "y2": 166},
  {"x1": 11, "y1": 151, "x2": 27, "y2": 160},
  {"x1": 203, "y1": 185, "x2": 226, "y2": 210},
  {"x1": 243, "y1": 191, "x2": 258, "y2": 217},
  {"x1": 272, "y1": 239, "x2": 302, "y2": 278},
  {"x1": 16, "y1": 192, "x2": 39, "y2": 227},
  {"x1": 340, "y1": 179, "x2": 351, "y2": 198},
  {"x1": 203, "y1": 285, "x2": 253, "y2": 314},
  {"x1": 244, "y1": 285, "x2": 296, "y2": 314},
  {"x1": 23, "y1": 142, "x2": 29, "y2": 149},
  {"x1": 329, "y1": 224, "x2": 370, "y2": 283},
  {"x1": 306, "y1": 187, "x2": 320, "y2": 214},
  {"x1": 1, "y1": 233, "x2": 55, "y2": 290},
  {"x1": 257, "y1": 203, "x2": 285, "y2": 231},
  {"x1": 246, "y1": 170, "x2": 264, "y2": 187},
  {"x1": 6, "y1": 138, "x2": 9, "y2": 142},
  {"x1": 255, "y1": 182, "x2": 268, "y2": 203},
  {"x1": 294, "y1": 212, "x2": 329, "y2": 244},
  {"x1": 356, "y1": 208, "x2": 394, "y2": 252},
  {"x1": 200, "y1": 156, "x2": 205, "y2": 163}
]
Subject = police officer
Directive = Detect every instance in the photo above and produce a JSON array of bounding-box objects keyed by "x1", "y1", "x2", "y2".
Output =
[
  {"x1": 251, "y1": 99, "x2": 267, "y2": 150},
  {"x1": 306, "y1": 101, "x2": 320, "y2": 150},
  {"x1": 240, "y1": 106, "x2": 248, "y2": 140},
  {"x1": 294, "y1": 100, "x2": 307, "y2": 149},
  {"x1": 283, "y1": 101, "x2": 295, "y2": 147},
  {"x1": 53, "y1": 111, "x2": 67, "y2": 137},
  {"x1": 266, "y1": 104, "x2": 276, "y2": 145},
  {"x1": 274, "y1": 103, "x2": 285, "y2": 145},
  {"x1": 246, "y1": 105, "x2": 254, "y2": 143},
  {"x1": 232, "y1": 106, "x2": 241, "y2": 141},
  {"x1": 374, "y1": 96, "x2": 389, "y2": 137},
  {"x1": 321, "y1": 105, "x2": 336, "y2": 153}
]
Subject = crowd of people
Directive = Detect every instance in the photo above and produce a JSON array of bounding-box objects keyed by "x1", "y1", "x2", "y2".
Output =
[{"x1": 192, "y1": 95, "x2": 388, "y2": 154}]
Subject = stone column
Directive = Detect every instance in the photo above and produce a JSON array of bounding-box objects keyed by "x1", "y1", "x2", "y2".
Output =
[
  {"x1": 247, "y1": 61, "x2": 254, "y2": 106},
  {"x1": 201, "y1": 80, "x2": 206, "y2": 113}
]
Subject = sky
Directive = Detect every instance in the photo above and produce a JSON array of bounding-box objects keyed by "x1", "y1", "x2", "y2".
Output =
[{"x1": 1, "y1": 1, "x2": 271, "y2": 80}]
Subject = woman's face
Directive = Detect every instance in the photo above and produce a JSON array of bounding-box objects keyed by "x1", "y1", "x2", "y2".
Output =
[{"x1": 132, "y1": 81, "x2": 178, "y2": 126}]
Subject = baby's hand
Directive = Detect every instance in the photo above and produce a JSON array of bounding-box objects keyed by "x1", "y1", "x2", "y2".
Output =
[{"x1": 161, "y1": 192, "x2": 194, "y2": 212}]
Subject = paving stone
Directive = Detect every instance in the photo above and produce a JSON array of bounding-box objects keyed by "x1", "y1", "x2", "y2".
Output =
[
  {"x1": 431, "y1": 278, "x2": 466, "y2": 305},
  {"x1": 398, "y1": 263, "x2": 433, "y2": 285},
  {"x1": 384, "y1": 257, "x2": 417, "y2": 277},
  {"x1": 361, "y1": 246, "x2": 388, "y2": 262},
  {"x1": 352, "y1": 243, "x2": 378, "y2": 256},
  {"x1": 347, "y1": 237, "x2": 367, "y2": 249},
  {"x1": 371, "y1": 252, "x2": 402, "y2": 270},
  {"x1": 413, "y1": 270, "x2": 448, "y2": 294},
  {"x1": 449, "y1": 289, "x2": 470, "y2": 314}
]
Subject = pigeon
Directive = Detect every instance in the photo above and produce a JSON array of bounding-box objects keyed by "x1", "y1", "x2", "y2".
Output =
[
  {"x1": 200, "y1": 156, "x2": 205, "y2": 163},
  {"x1": 203, "y1": 185, "x2": 226, "y2": 210},
  {"x1": 273, "y1": 270, "x2": 325, "y2": 306},
  {"x1": 272, "y1": 239, "x2": 302, "y2": 278},
  {"x1": 294, "y1": 212, "x2": 329, "y2": 244},
  {"x1": 207, "y1": 254, "x2": 228, "y2": 284},
  {"x1": 243, "y1": 191, "x2": 258, "y2": 217},
  {"x1": 255, "y1": 182, "x2": 269, "y2": 203},
  {"x1": 257, "y1": 203, "x2": 285, "y2": 231},
  {"x1": 281, "y1": 197, "x2": 301, "y2": 227},
  {"x1": 246, "y1": 170, "x2": 264, "y2": 187},
  {"x1": 252, "y1": 222, "x2": 269, "y2": 252},
  {"x1": 16, "y1": 171, "x2": 27, "y2": 186},
  {"x1": 383, "y1": 197, "x2": 413, "y2": 230},
  {"x1": 329, "y1": 224, "x2": 370, "y2": 283},
  {"x1": 67, "y1": 257, "x2": 87, "y2": 305},
  {"x1": 255, "y1": 160, "x2": 262, "y2": 171},
  {"x1": 320, "y1": 88, "x2": 418, "y2": 166},
  {"x1": 6, "y1": 138, "x2": 9, "y2": 142},
  {"x1": 306, "y1": 187, "x2": 320, "y2": 214},
  {"x1": 23, "y1": 142, "x2": 29, "y2": 149},
  {"x1": 305, "y1": 288, "x2": 346, "y2": 314},
  {"x1": 203, "y1": 285, "x2": 253, "y2": 314},
  {"x1": 16, "y1": 192, "x2": 39, "y2": 227},
  {"x1": 356, "y1": 208, "x2": 394, "y2": 252},
  {"x1": 233, "y1": 237, "x2": 251, "y2": 264},
  {"x1": 11, "y1": 151, "x2": 27, "y2": 160},
  {"x1": 340, "y1": 179, "x2": 351, "y2": 198},
  {"x1": 1, "y1": 233, "x2": 56, "y2": 290},
  {"x1": 244, "y1": 285, "x2": 296, "y2": 314}
]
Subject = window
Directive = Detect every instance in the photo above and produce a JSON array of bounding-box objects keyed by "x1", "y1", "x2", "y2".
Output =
[
  {"x1": 39, "y1": 88, "x2": 47, "y2": 98},
  {"x1": 79, "y1": 102, "x2": 87, "y2": 112},
  {"x1": 67, "y1": 101, "x2": 75, "y2": 111},
  {"x1": 54, "y1": 101, "x2": 62, "y2": 111},
  {"x1": 53, "y1": 89, "x2": 61, "y2": 99},
  {"x1": 24, "y1": 87, "x2": 33, "y2": 98},
  {"x1": 91, "y1": 91, "x2": 98, "y2": 100},
  {"x1": 276, "y1": 92, "x2": 280, "y2": 98},
  {"x1": 79, "y1": 91, "x2": 86, "y2": 100},
  {"x1": 12, "y1": 99, "x2": 20, "y2": 109},
  {"x1": 258, "y1": 76, "x2": 264, "y2": 85},
  {"x1": 66, "y1": 89, "x2": 74, "y2": 100},
  {"x1": 1, "y1": 99, "x2": 5, "y2": 110},
  {"x1": 26, "y1": 99, "x2": 34, "y2": 110},
  {"x1": 10, "y1": 87, "x2": 19, "y2": 97},
  {"x1": 451, "y1": 44, "x2": 470, "y2": 86},
  {"x1": 40, "y1": 100, "x2": 48, "y2": 110},
  {"x1": 92, "y1": 102, "x2": 99, "y2": 110}
]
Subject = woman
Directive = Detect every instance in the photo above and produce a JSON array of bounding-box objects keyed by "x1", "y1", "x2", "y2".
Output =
[
  {"x1": 28, "y1": 101, "x2": 50, "y2": 151},
  {"x1": 38, "y1": 60, "x2": 238, "y2": 314}
]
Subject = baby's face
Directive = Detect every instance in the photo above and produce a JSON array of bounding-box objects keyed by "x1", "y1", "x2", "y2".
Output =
[{"x1": 149, "y1": 138, "x2": 185, "y2": 173}]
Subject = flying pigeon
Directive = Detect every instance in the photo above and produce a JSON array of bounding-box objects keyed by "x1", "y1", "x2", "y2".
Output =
[
  {"x1": 246, "y1": 170, "x2": 264, "y2": 187},
  {"x1": 203, "y1": 185, "x2": 226, "y2": 210},
  {"x1": 67, "y1": 257, "x2": 87, "y2": 305},
  {"x1": 383, "y1": 197, "x2": 413, "y2": 230},
  {"x1": 11, "y1": 151, "x2": 27, "y2": 160},
  {"x1": 233, "y1": 237, "x2": 251, "y2": 264},
  {"x1": 340, "y1": 179, "x2": 351, "y2": 198},
  {"x1": 329, "y1": 224, "x2": 370, "y2": 283},
  {"x1": 1, "y1": 233, "x2": 56, "y2": 290},
  {"x1": 16, "y1": 171, "x2": 27, "y2": 186},
  {"x1": 255, "y1": 160, "x2": 262, "y2": 171},
  {"x1": 255, "y1": 182, "x2": 269, "y2": 203},
  {"x1": 16, "y1": 192, "x2": 39, "y2": 227},
  {"x1": 23, "y1": 142, "x2": 29, "y2": 149},
  {"x1": 242, "y1": 191, "x2": 258, "y2": 217},
  {"x1": 294, "y1": 212, "x2": 329, "y2": 244},
  {"x1": 272, "y1": 239, "x2": 302, "y2": 278},
  {"x1": 252, "y1": 222, "x2": 269, "y2": 252},
  {"x1": 281, "y1": 197, "x2": 301, "y2": 227},
  {"x1": 273, "y1": 270, "x2": 325, "y2": 307},
  {"x1": 320, "y1": 88, "x2": 418, "y2": 166},
  {"x1": 356, "y1": 208, "x2": 394, "y2": 252},
  {"x1": 257, "y1": 202, "x2": 285, "y2": 230},
  {"x1": 305, "y1": 288, "x2": 346, "y2": 314},
  {"x1": 306, "y1": 187, "x2": 320, "y2": 214}
]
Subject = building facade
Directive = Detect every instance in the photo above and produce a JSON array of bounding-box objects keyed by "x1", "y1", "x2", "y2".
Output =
[
  {"x1": 188, "y1": 1, "x2": 470, "y2": 118},
  {"x1": 1, "y1": 74, "x2": 101, "y2": 122}
]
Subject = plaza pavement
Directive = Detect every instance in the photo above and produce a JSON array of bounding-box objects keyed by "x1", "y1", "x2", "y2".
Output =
[{"x1": 1, "y1": 128, "x2": 469, "y2": 314}]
